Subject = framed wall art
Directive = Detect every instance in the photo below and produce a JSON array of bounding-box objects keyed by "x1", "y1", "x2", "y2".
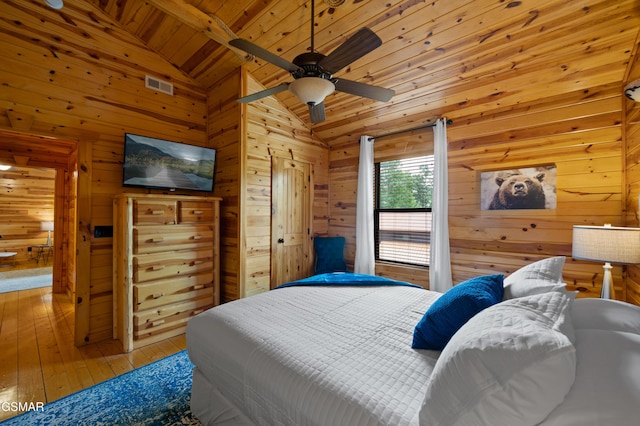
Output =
[{"x1": 480, "y1": 165, "x2": 557, "y2": 210}]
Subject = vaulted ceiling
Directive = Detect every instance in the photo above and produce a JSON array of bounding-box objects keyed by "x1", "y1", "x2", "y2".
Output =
[{"x1": 89, "y1": 0, "x2": 639, "y2": 143}]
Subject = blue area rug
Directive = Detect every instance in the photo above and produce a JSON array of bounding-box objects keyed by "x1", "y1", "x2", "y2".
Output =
[
  {"x1": 0, "y1": 268, "x2": 52, "y2": 293},
  {"x1": 1, "y1": 350, "x2": 200, "y2": 425}
]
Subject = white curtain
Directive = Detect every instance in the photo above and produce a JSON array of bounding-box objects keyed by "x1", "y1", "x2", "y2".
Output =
[
  {"x1": 355, "y1": 135, "x2": 375, "y2": 275},
  {"x1": 429, "y1": 119, "x2": 453, "y2": 292}
]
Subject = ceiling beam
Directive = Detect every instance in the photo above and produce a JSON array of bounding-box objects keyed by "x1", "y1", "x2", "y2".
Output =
[{"x1": 145, "y1": 0, "x2": 251, "y2": 62}]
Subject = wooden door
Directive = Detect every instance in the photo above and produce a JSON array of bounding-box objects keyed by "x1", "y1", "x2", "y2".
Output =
[{"x1": 271, "y1": 157, "x2": 311, "y2": 288}]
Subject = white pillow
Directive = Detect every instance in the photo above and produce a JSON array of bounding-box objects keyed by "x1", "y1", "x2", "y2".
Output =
[
  {"x1": 503, "y1": 256, "x2": 566, "y2": 300},
  {"x1": 571, "y1": 297, "x2": 640, "y2": 334},
  {"x1": 419, "y1": 291, "x2": 577, "y2": 426}
]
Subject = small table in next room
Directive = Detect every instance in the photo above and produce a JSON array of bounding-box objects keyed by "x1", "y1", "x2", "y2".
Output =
[
  {"x1": 33, "y1": 245, "x2": 53, "y2": 265},
  {"x1": 0, "y1": 252, "x2": 17, "y2": 267}
]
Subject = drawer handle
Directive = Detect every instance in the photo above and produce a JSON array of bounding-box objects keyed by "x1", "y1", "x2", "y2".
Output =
[
  {"x1": 193, "y1": 210, "x2": 203, "y2": 215},
  {"x1": 152, "y1": 292, "x2": 164, "y2": 299},
  {"x1": 151, "y1": 210, "x2": 165, "y2": 215},
  {"x1": 192, "y1": 285, "x2": 204, "y2": 291},
  {"x1": 151, "y1": 264, "x2": 165, "y2": 271},
  {"x1": 150, "y1": 319, "x2": 165, "y2": 327},
  {"x1": 192, "y1": 235, "x2": 203, "y2": 240},
  {"x1": 151, "y1": 237, "x2": 164, "y2": 243},
  {"x1": 191, "y1": 260, "x2": 204, "y2": 266}
]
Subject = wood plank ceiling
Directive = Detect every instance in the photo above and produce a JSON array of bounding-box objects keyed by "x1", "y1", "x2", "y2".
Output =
[{"x1": 88, "y1": 0, "x2": 639, "y2": 145}]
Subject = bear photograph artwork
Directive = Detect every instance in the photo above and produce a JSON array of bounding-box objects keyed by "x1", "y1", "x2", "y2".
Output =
[{"x1": 480, "y1": 165, "x2": 557, "y2": 210}]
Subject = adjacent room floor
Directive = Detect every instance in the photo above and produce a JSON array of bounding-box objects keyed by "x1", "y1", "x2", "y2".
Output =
[{"x1": 0, "y1": 285, "x2": 186, "y2": 421}]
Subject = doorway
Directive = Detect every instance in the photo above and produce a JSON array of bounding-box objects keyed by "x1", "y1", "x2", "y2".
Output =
[
  {"x1": 0, "y1": 164, "x2": 55, "y2": 292},
  {"x1": 0, "y1": 130, "x2": 78, "y2": 302}
]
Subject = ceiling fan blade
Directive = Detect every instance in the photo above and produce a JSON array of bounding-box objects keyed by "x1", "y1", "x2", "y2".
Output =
[
  {"x1": 334, "y1": 79, "x2": 394, "y2": 102},
  {"x1": 318, "y1": 28, "x2": 382, "y2": 74},
  {"x1": 237, "y1": 83, "x2": 290, "y2": 103},
  {"x1": 229, "y1": 39, "x2": 301, "y2": 73},
  {"x1": 309, "y1": 102, "x2": 326, "y2": 124}
]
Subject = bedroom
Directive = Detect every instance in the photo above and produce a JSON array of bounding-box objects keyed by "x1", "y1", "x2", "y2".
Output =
[{"x1": 1, "y1": 0, "x2": 640, "y2": 423}]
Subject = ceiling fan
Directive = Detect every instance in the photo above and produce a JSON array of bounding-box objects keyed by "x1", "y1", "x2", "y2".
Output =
[{"x1": 229, "y1": 1, "x2": 394, "y2": 123}]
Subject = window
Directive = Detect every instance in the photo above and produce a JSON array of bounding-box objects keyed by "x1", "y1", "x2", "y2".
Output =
[{"x1": 375, "y1": 156, "x2": 433, "y2": 267}]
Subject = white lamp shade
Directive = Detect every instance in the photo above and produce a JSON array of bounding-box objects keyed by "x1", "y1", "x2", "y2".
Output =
[
  {"x1": 624, "y1": 78, "x2": 640, "y2": 102},
  {"x1": 572, "y1": 225, "x2": 640, "y2": 264},
  {"x1": 41, "y1": 221, "x2": 54, "y2": 231},
  {"x1": 289, "y1": 77, "x2": 335, "y2": 105}
]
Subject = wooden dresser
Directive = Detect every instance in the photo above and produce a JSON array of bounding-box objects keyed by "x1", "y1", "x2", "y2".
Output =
[{"x1": 113, "y1": 193, "x2": 221, "y2": 352}]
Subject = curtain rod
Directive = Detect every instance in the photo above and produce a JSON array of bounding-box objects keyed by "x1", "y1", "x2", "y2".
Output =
[{"x1": 367, "y1": 119, "x2": 453, "y2": 142}]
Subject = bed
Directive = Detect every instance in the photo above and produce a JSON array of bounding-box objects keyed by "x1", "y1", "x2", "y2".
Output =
[{"x1": 186, "y1": 257, "x2": 640, "y2": 425}]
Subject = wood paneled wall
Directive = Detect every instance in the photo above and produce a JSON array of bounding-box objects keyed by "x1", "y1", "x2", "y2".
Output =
[
  {"x1": 329, "y1": 83, "x2": 625, "y2": 297},
  {"x1": 207, "y1": 70, "x2": 242, "y2": 302},
  {"x1": 244, "y1": 73, "x2": 329, "y2": 294},
  {"x1": 447, "y1": 84, "x2": 624, "y2": 297},
  {"x1": 0, "y1": 1, "x2": 209, "y2": 345},
  {"x1": 207, "y1": 69, "x2": 329, "y2": 302},
  {"x1": 0, "y1": 166, "x2": 55, "y2": 269}
]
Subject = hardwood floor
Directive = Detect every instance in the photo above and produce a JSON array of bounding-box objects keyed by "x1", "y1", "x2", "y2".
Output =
[{"x1": 0, "y1": 286, "x2": 186, "y2": 421}]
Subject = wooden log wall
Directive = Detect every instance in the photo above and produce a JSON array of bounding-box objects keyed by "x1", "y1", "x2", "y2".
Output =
[
  {"x1": 0, "y1": 166, "x2": 55, "y2": 269},
  {"x1": 207, "y1": 69, "x2": 329, "y2": 302},
  {"x1": 0, "y1": 1, "x2": 209, "y2": 345},
  {"x1": 207, "y1": 71, "x2": 242, "y2": 302},
  {"x1": 329, "y1": 82, "x2": 625, "y2": 297},
  {"x1": 243, "y1": 72, "x2": 329, "y2": 294}
]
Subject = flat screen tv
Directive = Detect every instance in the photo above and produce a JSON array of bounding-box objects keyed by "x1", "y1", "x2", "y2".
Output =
[{"x1": 122, "y1": 133, "x2": 216, "y2": 192}]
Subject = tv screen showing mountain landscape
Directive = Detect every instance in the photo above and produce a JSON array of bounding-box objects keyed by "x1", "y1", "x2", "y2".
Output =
[{"x1": 123, "y1": 133, "x2": 216, "y2": 192}]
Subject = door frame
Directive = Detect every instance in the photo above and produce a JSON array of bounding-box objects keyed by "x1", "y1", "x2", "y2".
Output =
[
  {"x1": 270, "y1": 155, "x2": 313, "y2": 288},
  {"x1": 0, "y1": 129, "x2": 79, "y2": 330}
]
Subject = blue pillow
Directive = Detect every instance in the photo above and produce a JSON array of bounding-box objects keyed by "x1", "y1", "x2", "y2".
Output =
[
  {"x1": 412, "y1": 274, "x2": 504, "y2": 350},
  {"x1": 314, "y1": 236, "x2": 347, "y2": 274}
]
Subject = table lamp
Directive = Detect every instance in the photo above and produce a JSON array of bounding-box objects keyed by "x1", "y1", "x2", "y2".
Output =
[
  {"x1": 41, "y1": 221, "x2": 54, "y2": 247},
  {"x1": 572, "y1": 224, "x2": 640, "y2": 299}
]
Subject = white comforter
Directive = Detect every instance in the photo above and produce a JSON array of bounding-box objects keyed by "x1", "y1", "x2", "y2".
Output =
[
  {"x1": 187, "y1": 286, "x2": 640, "y2": 426},
  {"x1": 187, "y1": 285, "x2": 441, "y2": 425}
]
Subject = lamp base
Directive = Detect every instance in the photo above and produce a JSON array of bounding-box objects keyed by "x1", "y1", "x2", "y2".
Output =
[{"x1": 601, "y1": 262, "x2": 614, "y2": 299}]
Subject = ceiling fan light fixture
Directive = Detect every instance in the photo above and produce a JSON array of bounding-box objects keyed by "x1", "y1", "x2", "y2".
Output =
[
  {"x1": 289, "y1": 77, "x2": 335, "y2": 106},
  {"x1": 624, "y1": 77, "x2": 640, "y2": 102},
  {"x1": 45, "y1": 0, "x2": 64, "y2": 9}
]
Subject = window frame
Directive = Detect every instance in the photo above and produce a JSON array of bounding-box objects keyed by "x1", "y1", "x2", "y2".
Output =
[{"x1": 374, "y1": 157, "x2": 433, "y2": 268}]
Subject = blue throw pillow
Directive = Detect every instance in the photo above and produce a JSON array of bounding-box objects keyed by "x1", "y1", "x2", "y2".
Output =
[
  {"x1": 314, "y1": 236, "x2": 347, "y2": 274},
  {"x1": 412, "y1": 274, "x2": 504, "y2": 350}
]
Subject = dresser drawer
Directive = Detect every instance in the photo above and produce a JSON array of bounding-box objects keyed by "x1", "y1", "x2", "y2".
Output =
[
  {"x1": 133, "y1": 249, "x2": 213, "y2": 283},
  {"x1": 133, "y1": 200, "x2": 176, "y2": 225},
  {"x1": 133, "y1": 273, "x2": 214, "y2": 311},
  {"x1": 178, "y1": 200, "x2": 215, "y2": 224},
  {"x1": 133, "y1": 296, "x2": 213, "y2": 340},
  {"x1": 133, "y1": 225, "x2": 213, "y2": 254}
]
